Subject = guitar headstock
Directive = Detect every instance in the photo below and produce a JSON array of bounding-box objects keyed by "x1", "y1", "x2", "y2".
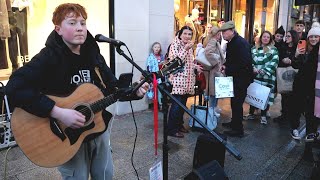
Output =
[{"x1": 159, "y1": 57, "x2": 184, "y2": 77}]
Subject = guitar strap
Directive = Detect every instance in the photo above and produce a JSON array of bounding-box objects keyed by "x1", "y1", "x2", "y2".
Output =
[{"x1": 94, "y1": 67, "x2": 107, "y2": 89}]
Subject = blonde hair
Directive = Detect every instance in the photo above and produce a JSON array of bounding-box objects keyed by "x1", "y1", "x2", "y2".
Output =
[
  {"x1": 255, "y1": 30, "x2": 275, "y2": 53},
  {"x1": 203, "y1": 26, "x2": 220, "y2": 47}
]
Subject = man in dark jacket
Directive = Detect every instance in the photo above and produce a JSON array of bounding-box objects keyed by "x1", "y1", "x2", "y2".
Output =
[
  {"x1": 5, "y1": 3, "x2": 148, "y2": 179},
  {"x1": 220, "y1": 21, "x2": 253, "y2": 137}
]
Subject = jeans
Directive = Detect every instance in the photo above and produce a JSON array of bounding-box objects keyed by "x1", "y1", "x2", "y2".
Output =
[
  {"x1": 208, "y1": 95, "x2": 218, "y2": 108},
  {"x1": 58, "y1": 131, "x2": 113, "y2": 180},
  {"x1": 168, "y1": 94, "x2": 188, "y2": 135}
]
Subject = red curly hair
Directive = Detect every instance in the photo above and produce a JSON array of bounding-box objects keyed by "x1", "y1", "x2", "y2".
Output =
[{"x1": 52, "y1": 3, "x2": 87, "y2": 25}]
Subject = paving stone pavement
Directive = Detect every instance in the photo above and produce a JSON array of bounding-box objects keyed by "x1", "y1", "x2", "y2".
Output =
[{"x1": 0, "y1": 95, "x2": 315, "y2": 179}]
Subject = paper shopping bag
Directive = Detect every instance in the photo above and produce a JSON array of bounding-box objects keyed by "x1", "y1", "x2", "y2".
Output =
[
  {"x1": 276, "y1": 67, "x2": 298, "y2": 93},
  {"x1": 215, "y1": 76, "x2": 234, "y2": 98},
  {"x1": 245, "y1": 82, "x2": 271, "y2": 110}
]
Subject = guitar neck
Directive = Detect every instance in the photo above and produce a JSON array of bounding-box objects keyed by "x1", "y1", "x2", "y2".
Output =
[{"x1": 90, "y1": 94, "x2": 117, "y2": 113}]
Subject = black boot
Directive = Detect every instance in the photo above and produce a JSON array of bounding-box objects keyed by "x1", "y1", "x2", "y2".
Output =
[{"x1": 224, "y1": 129, "x2": 244, "y2": 137}]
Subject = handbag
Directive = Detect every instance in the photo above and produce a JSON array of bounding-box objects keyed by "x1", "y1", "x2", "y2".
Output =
[
  {"x1": 195, "y1": 48, "x2": 213, "y2": 70},
  {"x1": 215, "y1": 76, "x2": 234, "y2": 98},
  {"x1": 189, "y1": 74, "x2": 217, "y2": 130},
  {"x1": 276, "y1": 67, "x2": 298, "y2": 93},
  {"x1": 245, "y1": 81, "x2": 271, "y2": 110},
  {"x1": 188, "y1": 105, "x2": 217, "y2": 130}
]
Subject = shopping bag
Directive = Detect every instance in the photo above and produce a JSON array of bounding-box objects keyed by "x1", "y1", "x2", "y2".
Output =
[
  {"x1": 276, "y1": 67, "x2": 298, "y2": 93},
  {"x1": 215, "y1": 76, "x2": 234, "y2": 98},
  {"x1": 195, "y1": 48, "x2": 213, "y2": 70},
  {"x1": 188, "y1": 105, "x2": 217, "y2": 130},
  {"x1": 245, "y1": 82, "x2": 271, "y2": 110}
]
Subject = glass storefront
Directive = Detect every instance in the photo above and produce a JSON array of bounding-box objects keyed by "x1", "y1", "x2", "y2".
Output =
[
  {"x1": 0, "y1": 0, "x2": 110, "y2": 81},
  {"x1": 290, "y1": 3, "x2": 320, "y2": 31},
  {"x1": 232, "y1": 0, "x2": 247, "y2": 37},
  {"x1": 252, "y1": 0, "x2": 277, "y2": 42},
  {"x1": 174, "y1": 0, "x2": 279, "y2": 44}
]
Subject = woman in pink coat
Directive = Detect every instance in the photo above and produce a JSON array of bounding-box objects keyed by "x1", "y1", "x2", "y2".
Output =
[{"x1": 168, "y1": 26, "x2": 201, "y2": 138}]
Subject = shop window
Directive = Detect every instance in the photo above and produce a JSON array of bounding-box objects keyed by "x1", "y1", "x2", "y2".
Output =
[
  {"x1": 253, "y1": 0, "x2": 277, "y2": 36},
  {"x1": 290, "y1": 4, "x2": 320, "y2": 31},
  {"x1": 208, "y1": 0, "x2": 225, "y2": 25},
  {"x1": 232, "y1": 0, "x2": 247, "y2": 37},
  {"x1": 174, "y1": 0, "x2": 206, "y2": 44},
  {"x1": 0, "y1": 0, "x2": 109, "y2": 81}
]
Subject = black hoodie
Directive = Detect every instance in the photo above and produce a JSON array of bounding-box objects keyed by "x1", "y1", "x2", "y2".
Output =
[{"x1": 5, "y1": 30, "x2": 117, "y2": 117}]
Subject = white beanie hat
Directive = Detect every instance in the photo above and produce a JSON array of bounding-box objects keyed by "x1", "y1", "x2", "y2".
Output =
[
  {"x1": 307, "y1": 27, "x2": 320, "y2": 38},
  {"x1": 311, "y1": 22, "x2": 320, "y2": 28}
]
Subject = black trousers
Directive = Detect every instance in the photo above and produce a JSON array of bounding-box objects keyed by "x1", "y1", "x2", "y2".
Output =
[
  {"x1": 280, "y1": 92, "x2": 293, "y2": 118},
  {"x1": 230, "y1": 82, "x2": 250, "y2": 131}
]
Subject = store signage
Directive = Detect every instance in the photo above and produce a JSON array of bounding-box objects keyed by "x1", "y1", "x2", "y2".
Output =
[{"x1": 295, "y1": 0, "x2": 320, "y2": 6}]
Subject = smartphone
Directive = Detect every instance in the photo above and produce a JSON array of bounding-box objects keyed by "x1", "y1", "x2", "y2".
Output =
[{"x1": 297, "y1": 40, "x2": 306, "y2": 49}]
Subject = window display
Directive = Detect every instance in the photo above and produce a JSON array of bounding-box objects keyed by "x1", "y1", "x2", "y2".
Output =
[{"x1": 0, "y1": 0, "x2": 110, "y2": 81}]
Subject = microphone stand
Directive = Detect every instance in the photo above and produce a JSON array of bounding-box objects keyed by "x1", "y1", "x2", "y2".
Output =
[{"x1": 114, "y1": 45, "x2": 242, "y2": 180}]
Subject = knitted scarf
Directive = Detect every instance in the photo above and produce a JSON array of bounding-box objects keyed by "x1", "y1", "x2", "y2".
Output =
[{"x1": 315, "y1": 47, "x2": 320, "y2": 118}]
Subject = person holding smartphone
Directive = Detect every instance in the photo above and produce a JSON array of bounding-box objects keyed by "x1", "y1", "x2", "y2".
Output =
[
  {"x1": 289, "y1": 25, "x2": 320, "y2": 159},
  {"x1": 167, "y1": 26, "x2": 202, "y2": 138}
]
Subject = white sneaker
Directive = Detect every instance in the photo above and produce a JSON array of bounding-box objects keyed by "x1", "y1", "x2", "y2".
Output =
[
  {"x1": 291, "y1": 129, "x2": 301, "y2": 140},
  {"x1": 260, "y1": 116, "x2": 267, "y2": 124},
  {"x1": 245, "y1": 114, "x2": 255, "y2": 120}
]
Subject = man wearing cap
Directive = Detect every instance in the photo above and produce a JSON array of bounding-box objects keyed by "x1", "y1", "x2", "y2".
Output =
[{"x1": 220, "y1": 21, "x2": 253, "y2": 137}]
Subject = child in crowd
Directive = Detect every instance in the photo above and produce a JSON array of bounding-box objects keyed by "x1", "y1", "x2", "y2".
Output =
[{"x1": 146, "y1": 42, "x2": 165, "y2": 109}]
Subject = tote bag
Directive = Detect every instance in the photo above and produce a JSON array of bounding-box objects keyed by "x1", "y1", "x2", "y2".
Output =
[
  {"x1": 245, "y1": 82, "x2": 271, "y2": 110},
  {"x1": 188, "y1": 105, "x2": 217, "y2": 130},
  {"x1": 195, "y1": 48, "x2": 213, "y2": 70},
  {"x1": 276, "y1": 67, "x2": 298, "y2": 93}
]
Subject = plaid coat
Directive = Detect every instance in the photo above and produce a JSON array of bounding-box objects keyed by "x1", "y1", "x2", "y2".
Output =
[
  {"x1": 169, "y1": 36, "x2": 196, "y2": 95},
  {"x1": 251, "y1": 45, "x2": 279, "y2": 105}
]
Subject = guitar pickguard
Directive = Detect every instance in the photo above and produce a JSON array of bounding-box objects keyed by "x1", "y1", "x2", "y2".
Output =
[{"x1": 64, "y1": 122, "x2": 95, "y2": 145}]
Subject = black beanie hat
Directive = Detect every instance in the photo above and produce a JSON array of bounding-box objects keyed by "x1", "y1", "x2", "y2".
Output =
[{"x1": 275, "y1": 26, "x2": 285, "y2": 35}]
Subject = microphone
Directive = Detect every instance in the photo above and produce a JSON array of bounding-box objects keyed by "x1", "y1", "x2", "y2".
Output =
[{"x1": 95, "y1": 34, "x2": 125, "y2": 46}]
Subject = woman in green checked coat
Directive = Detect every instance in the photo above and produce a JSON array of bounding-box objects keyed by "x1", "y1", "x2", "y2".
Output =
[{"x1": 246, "y1": 31, "x2": 279, "y2": 124}]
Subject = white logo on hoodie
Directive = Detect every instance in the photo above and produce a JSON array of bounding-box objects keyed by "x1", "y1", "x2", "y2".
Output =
[{"x1": 71, "y1": 70, "x2": 91, "y2": 85}]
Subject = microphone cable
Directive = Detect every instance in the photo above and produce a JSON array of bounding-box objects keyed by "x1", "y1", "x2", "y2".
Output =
[{"x1": 123, "y1": 44, "x2": 140, "y2": 180}]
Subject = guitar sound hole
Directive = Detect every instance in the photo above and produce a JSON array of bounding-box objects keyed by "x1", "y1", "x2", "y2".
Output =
[{"x1": 74, "y1": 105, "x2": 93, "y2": 124}]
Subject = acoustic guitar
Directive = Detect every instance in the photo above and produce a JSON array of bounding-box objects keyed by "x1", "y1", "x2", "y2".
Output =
[{"x1": 11, "y1": 57, "x2": 184, "y2": 167}]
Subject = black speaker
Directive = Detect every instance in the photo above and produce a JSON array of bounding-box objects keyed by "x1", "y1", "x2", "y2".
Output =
[
  {"x1": 193, "y1": 134, "x2": 227, "y2": 168},
  {"x1": 184, "y1": 160, "x2": 228, "y2": 180}
]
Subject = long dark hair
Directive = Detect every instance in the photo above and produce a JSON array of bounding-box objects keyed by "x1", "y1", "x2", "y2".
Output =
[
  {"x1": 286, "y1": 30, "x2": 299, "y2": 47},
  {"x1": 178, "y1": 26, "x2": 193, "y2": 40}
]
